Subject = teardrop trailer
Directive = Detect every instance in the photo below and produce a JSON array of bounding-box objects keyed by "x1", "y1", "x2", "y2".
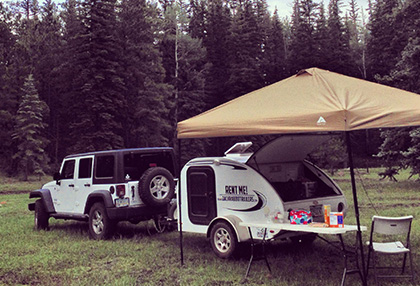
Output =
[{"x1": 178, "y1": 134, "x2": 348, "y2": 258}]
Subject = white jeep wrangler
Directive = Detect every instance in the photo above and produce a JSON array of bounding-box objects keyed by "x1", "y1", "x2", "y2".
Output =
[{"x1": 28, "y1": 147, "x2": 177, "y2": 239}]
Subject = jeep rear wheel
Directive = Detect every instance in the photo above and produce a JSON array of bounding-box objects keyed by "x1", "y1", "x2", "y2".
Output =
[
  {"x1": 139, "y1": 167, "x2": 175, "y2": 207},
  {"x1": 34, "y1": 199, "x2": 49, "y2": 230},
  {"x1": 88, "y1": 203, "x2": 114, "y2": 240}
]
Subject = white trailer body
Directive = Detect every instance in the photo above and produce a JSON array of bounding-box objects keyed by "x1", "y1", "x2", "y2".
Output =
[{"x1": 179, "y1": 135, "x2": 348, "y2": 258}]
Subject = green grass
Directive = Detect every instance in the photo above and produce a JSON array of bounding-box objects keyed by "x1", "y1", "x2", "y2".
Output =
[
  {"x1": 0, "y1": 168, "x2": 419, "y2": 285},
  {"x1": 0, "y1": 175, "x2": 52, "y2": 194}
]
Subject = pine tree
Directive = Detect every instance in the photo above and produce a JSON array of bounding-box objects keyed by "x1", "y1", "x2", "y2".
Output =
[
  {"x1": 288, "y1": 0, "x2": 318, "y2": 73},
  {"x1": 325, "y1": 0, "x2": 352, "y2": 75},
  {"x1": 119, "y1": 0, "x2": 173, "y2": 148},
  {"x1": 377, "y1": 0, "x2": 420, "y2": 176},
  {"x1": 204, "y1": 0, "x2": 232, "y2": 107},
  {"x1": 367, "y1": 0, "x2": 402, "y2": 79},
  {"x1": 12, "y1": 74, "x2": 49, "y2": 180},
  {"x1": 263, "y1": 9, "x2": 287, "y2": 84},
  {"x1": 69, "y1": 0, "x2": 126, "y2": 153},
  {"x1": 53, "y1": 0, "x2": 84, "y2": 160},
  {"x1": 227, "y1": 0, "x2": 264, "y2": 100},
  {"x1": 347, "y1": 0, "x2": 368, "y2": 78},
  {"x1": 313, "y1": 2, "x2": 329, "y2": 69},
  {"x1": 33, "y1": 0, "x2": 63, "y2": 163},
  {"x1": 0, "y1": 3, "x2": 18, "y2": 171},
  {"x1": 188, "y1": 0, "x2": 206, "y2": 39}
]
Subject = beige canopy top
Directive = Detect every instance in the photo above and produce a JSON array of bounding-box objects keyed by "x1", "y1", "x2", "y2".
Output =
[{"x1": 177, "y1": 68, "x2": 420, "y2": 139}]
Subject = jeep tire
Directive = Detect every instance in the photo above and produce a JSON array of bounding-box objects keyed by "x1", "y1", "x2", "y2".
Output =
[
  {"x1": 138, "y1": 167, "x2": 175, "y2": 207},
  {"x1": 88, "y1": 202, "x2": 115, "y2": 240},
  {"x1": 34, "y1": 199, "x2": 49, "y2": 230}
]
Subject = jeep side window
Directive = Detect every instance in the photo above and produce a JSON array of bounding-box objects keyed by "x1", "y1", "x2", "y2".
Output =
[
  {"x1": 79, "y1": 158, "x2": 93, "y2": 179},
  {"x1": 62, "y1": 160, "x2": 75, "y2": 179},
  {"x1": 96, "y1": 155, "x2": 114, "y2": 178}
]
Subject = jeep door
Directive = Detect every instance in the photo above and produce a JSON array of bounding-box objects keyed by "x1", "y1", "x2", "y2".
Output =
[
  {"x1": 73, "y1": 156, "x2": 94, "y2": 214},
  {"x1": 54, "y1": 159, "x2": 76, "y2": 212}
]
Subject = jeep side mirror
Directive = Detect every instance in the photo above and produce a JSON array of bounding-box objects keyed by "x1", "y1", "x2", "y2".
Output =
[{"x1": 53, "y1": 172, "x2": 61, "y2": 185}]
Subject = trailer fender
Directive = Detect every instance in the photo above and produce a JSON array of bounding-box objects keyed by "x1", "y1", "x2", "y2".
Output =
[
  {"x1": 207, "y1": 215, "x2": 250, "y2": 243},
  {"x1": 84, "y1": 190, "x2": 114, "y2": 214},
  {"x1": 28, "y1": 189, "x2": 55, "y2": 213}
]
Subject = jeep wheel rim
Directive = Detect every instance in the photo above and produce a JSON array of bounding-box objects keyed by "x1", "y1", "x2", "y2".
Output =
[
  {"x1": 149, "y1": 175, "x2": 170, "y2": 200},
  {"x1": 92, "y1": 210, "x2": 104, "y2": 234},
  {"x1": 214, "y1": 227, "x2": 231, "y2": 253}
]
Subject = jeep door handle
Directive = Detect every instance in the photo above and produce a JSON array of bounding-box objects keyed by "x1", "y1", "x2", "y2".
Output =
[
  {"x1": 69, "y1": 184, "x2": 75, "y2": 187},
  {"x1": 84, "y1": 183, "x2": 91, "y2": 187}
]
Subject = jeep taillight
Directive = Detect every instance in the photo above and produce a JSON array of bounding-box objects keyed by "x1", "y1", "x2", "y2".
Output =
[{"x1": 116, "y1": 185, "x2": 126, "y2": 198}]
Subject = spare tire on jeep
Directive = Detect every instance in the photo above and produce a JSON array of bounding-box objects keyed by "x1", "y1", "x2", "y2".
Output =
[{"x1": 139, "y1": 167, "x2": 175, "y2": 207}]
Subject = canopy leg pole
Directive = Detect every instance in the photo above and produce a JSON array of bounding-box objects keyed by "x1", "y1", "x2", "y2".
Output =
[
  {"x1": 346, "y1": 131, "x2": 367, "y2": 286},
  {"x1": 178, "y1": 139, "x2": 184, "y2": 266}
]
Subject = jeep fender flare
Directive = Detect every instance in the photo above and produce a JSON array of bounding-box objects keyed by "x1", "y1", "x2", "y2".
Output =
[
  {"x1": 29, "y1": 189, "x2": 55, "y2": 213},
  {"x1": 84, "y1": 190, "x2": 114, "y2": 215},
  {"x1": 206, "y1": 215, "x2": 250, "y2": 243}
]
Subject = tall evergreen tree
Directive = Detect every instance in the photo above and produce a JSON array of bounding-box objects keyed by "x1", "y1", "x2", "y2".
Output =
[
  {"x1": 53, "y1": 0, "x2": 84, "y2": 160},
  {"x1": 204, "y1": 0, "x2": 232, "y2": 107},
  {"x1": 263, "y1": 9, "x2": 287, "y2": 84},
  {"x1": 376, "y1": 0, "x2": 420, "y2": 175},
  {"x1": 227, "y1": 0, "x2": 264, "y2": 100},
  {"x1": 0, "y1": 3, "x2": 19, "y2": 171},
  {"x1": 69, "y1": 0, "x2": 126, "y2": 152},
  {"x1": 188, "y1": 0, "x2": 206, "y2": 39},
  {"x1": 33, "y1": 0, "x2": 63, "y2": 163},
  {"x1": 367, "y1": 0, "x2": 402, "y2": 79},
  {"x1": 288, "y1": 0, "x2": 318, "y2": 73},
  {"x1": 12, "y1": 74, "x2": 49, "y2": 180},
  {"x1": 313, "y1": 2, "x2": 329, "y2": 69},
  {"x1": 325, "y1": 0, "x2": 352, "y2": 75},
  {"x1": 119, "y1": 0, "x2": 173, "y2": 148}
]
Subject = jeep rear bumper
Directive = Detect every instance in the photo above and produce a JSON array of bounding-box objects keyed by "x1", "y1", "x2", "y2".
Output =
[{"x1": 107, "y1": 204, "x2": 167, "y2": 221}]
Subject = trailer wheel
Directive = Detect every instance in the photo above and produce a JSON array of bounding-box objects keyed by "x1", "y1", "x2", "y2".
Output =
[
  {"x1": 139, "y1": 167, "x2": 175, "y2": 207},
  {"x1": 210, "y1": 221, "x2": 237, "y2": 259},
  {"x1": 34, "y1": 199, "x2": 49, "y2": 230}
]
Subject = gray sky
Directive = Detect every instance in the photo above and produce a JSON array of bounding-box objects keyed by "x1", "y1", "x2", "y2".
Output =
[
  {"x1": 267, "y1": 0, "x2": 371, "y2": 18},
  {"x1": 48, "y1": 0, "x2": 370, "y2": 19}
]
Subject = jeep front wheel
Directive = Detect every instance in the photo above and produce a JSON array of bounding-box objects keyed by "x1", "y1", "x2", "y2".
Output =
[
  {"x1": 88, "y1": 203, "x2": 114, "y2": 240},
  {"x1": 34, "y1": 199, "x2": 49, "y2": 230},
  {"x1": 139, "y1": 167, "x2": 175, "y2": 207}
]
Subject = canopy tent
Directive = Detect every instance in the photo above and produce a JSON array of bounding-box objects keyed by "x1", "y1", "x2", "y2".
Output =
[
  {"x1": 176, "y1": 68, "x2": 420, "y2": 285},
  {"x1": 178, "y1": 68, "x2": 420, "y2": 138}
]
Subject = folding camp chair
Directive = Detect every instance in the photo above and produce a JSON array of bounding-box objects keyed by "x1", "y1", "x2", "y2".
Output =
[{"x1": 366, "y1": 215, "x2": 415, "y2": 285}]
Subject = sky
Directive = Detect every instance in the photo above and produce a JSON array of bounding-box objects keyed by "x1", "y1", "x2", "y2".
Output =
[
  {"x1": 267, "y1": 0, "x2": 371, "y2": 18},
  {"x1": 47, "y1": 0, "x2": 370, "y2": 19}
]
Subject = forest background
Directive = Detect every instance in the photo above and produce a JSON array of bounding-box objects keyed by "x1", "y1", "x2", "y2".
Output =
[{"x1": 1, "y1": 0, "x2": 420, "y2": 180}]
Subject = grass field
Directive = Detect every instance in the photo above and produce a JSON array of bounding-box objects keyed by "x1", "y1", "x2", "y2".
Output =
[{"x1": 0, "y1": 168, "x2": 418, "y2": 286}]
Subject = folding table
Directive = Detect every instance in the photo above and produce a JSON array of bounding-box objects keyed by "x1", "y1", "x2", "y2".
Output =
[{"x1": 239, "y1": 222, "x2": 367, "y2": 285}]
